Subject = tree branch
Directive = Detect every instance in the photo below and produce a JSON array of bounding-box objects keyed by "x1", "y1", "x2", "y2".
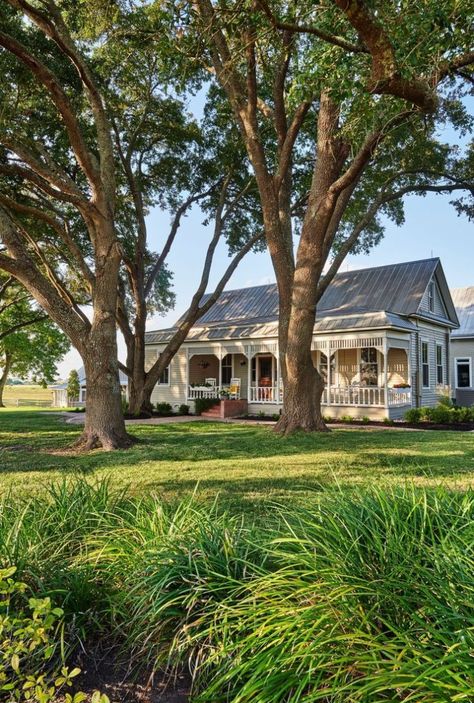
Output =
[{"x1": 256, "y1": 0, "x2": 367, "y2": 54}]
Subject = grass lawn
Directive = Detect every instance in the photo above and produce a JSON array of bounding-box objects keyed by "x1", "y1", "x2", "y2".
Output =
[
  {"x1": 1, "y1": 409, "x2": 473, "y2": 510},
  {"x1": 2, "y1": 384, "x2": 52, "y2": 406}
]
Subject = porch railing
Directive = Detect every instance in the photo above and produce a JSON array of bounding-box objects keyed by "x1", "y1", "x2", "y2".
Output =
[
  {"x1": 387, "y1": 388, "x2": 412, "y2": 406},
  {"x1": 249, "y1": 385, "x2": 281, "y2": 403},
  {"x1": 321, "y1": 386, "x2": 412, "y2": 407},
  {"x1": 188, "y1": 386, "x2": 221, "y2": 400}
]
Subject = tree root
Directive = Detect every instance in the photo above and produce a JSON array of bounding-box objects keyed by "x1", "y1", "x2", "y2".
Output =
[
  {"x1": 71, "y1": 430, "x2": 136, "y2": 452},
  {"x1": 274, "y1": 414, "x2": 331, "y2": 435}
]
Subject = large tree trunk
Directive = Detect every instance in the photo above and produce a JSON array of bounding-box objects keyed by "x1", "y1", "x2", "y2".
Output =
[
  {"x1": 76, "y1": 348, "x2": 133, "y2": 451},
  {"x1": 0, "y1": 351, "x2": 12, "y2": 407},
  {"x1": 74, "y1": 229, "x2": 134, "y2": 450},
  {"x1": 275, "y1": 296, "x2": 329, "y2": 434},
  {"x1": 126, "y1": 306, "x2": 154, "y2": 416}
]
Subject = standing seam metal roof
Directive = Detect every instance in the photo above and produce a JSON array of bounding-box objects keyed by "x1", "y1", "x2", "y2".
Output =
[
  {"x1": 145, "y1": 259, "x2": 457, "y2": 344},
  {"x1": 173, "y1": 258, "x2": 452, "y2": 326},
  {"x1": 451, "y1": 286, "x2": 474, "y2": 338}
]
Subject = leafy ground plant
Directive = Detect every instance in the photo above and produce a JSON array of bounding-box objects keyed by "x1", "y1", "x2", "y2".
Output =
[{"x1": 0, "y1": 567, "x2": 108, "y2": 703}]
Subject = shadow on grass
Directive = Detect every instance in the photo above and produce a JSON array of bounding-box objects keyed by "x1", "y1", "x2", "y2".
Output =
[{"x1": 0, "y1": 413, "x2": 473, "y2": 500}]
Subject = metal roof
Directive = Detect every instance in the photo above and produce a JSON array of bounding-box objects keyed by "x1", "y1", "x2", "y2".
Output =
[
  {"x1": 451, "y1": 286, "x2": 474, "y2": 338},
  {"x1": 145, "y1": 311, "x2": 415, "y2": 345},
  {"x1": 146, "y1": 258, "x2": 457, "y2": 345},
  {"x1": 175, "y1": 258, "x2": 453, "y2": 326}
]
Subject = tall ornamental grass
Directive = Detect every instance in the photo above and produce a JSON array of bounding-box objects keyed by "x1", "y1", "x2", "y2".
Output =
[{"x1": 0, "y1": 482, "x2": 473, "y2": 701}]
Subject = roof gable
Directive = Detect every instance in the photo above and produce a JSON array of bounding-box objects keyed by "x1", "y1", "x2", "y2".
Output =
[
  {"x1": 415, "y1": 261, "x2": 458, "y2": 326},
  {"x1": 451, "y1": 286, "x2": 474, "y2": 338}
]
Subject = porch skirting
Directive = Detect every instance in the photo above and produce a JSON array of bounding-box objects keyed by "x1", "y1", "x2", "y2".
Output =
[{"x1": 245, "y1": 403, "x2": 407, "y2": 421}]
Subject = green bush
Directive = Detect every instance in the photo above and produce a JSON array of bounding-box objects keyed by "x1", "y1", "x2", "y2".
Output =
[
  {"x1": 406, "y1": 404, "x2": 474, "y2": 425},
  {"x1": 453, "y1": 405, "x2": 474, "y2": 423},
  {"x1": 194, "y1": 397, "x2": 220, "y2": 415},
  {"x1": 429, "y1": 404, "x2": 453, "y2": 424},
  {"x1": 0, "y1": 566, "x2": 108, "y2": 703},
  {"x1": 340, "y1": 414, "x2": 353, "y2": 423},
  {"x1": 360, "y1": 415, "x2": 370, "y2": 424},
  {"x1": 155, "y1": 402, "x2": 173, "y2": 415},
  {"x1": 419, "y1": 406, "x2": 435, "y2": 422},
  {"x1": 178, "y1": 403, "x2": 190, "y2": 415},
  {"x1": 404, "y1": 407, "x2": 421, "y2": 423}
]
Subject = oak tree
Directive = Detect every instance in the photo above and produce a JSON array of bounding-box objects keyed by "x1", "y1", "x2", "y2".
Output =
[{"x1": 181, "y1": 0, "x2": 474, "y2": 432}]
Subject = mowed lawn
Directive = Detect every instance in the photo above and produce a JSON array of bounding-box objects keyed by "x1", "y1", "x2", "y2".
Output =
[
  {"x1": 2, "y1": 384, "x2": 52, "y2": 405},
  {"x1": 0, "y1": 409, "x2": 473, "y2": 510}
]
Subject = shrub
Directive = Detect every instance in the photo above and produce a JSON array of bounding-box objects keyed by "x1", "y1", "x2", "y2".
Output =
[
  {"x1": 194, "y1": 397, "x2": 220, "y2": 415},
  {"x1": 178, "y1": 403, "x2": 190, "y2": 415},
  {"x1": 404, "y1": 407, "x2": 421, "y2": 423},
  {"x1": 419, "y1": 406, "x2": 435, "y2": 422},
  {"x1": 361, "y1": 415, "x2": 370, "y2": 424},
  {"x1": 340, "y1": 414, "x2": 353, "y2": 423},
  {"x1": 0, "y1": 566, "x2": 108, "y2": 703},
  {"x1": 452, "y1": 405, "x2": 474, "y2": 423},
  {"x1": 155, "y1": 402, "x2": 173, "y2": 416},
  {"x1": 429, "y1": 404, "x2": 453, "y2": 424},
  {"x1": 437, "y1": 391, "x2": 454, "y2": 407},
  {"x1": 382, "y1": 416, "x2": 394, "y2": 425}
]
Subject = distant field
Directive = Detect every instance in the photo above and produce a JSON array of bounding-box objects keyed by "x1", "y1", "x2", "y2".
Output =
[{"x1": 2, "y1": 384, "x2": 53, "y2": 406}]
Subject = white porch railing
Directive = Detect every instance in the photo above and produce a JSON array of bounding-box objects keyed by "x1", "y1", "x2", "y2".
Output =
[
  {"x1": 320, "y1": 386, "x2": 412, "y2": 407},
  {"x1": 249, "y1": 385, "x2": 281, "y2": 403},
  {"x1": 187, "y1": 384, "x2": 412, "y2": 407},
  {"x1": 188, "y1": 386, "x2": 221, "y2": 400},
  {"x1": 387, "y1": 388, "x2": 412, "y2": 406}
]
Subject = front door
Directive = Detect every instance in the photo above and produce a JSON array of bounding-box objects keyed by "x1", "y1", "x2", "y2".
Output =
[{"x1": 258, "y1": 356, "x2": 273, "y2": 385}]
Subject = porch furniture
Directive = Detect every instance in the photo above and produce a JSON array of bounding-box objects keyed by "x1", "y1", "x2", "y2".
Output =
[
  {"x1": 229, "y1": 378, "x2": 241, "y2": 400},
  {"x1": 205, "y1": 378, "x2": 217, "y2": 386}
]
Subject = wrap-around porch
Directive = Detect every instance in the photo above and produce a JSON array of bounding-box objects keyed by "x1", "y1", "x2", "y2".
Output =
[{"x1": 186, "y1": 333, "x2": 413, "y2": 411}]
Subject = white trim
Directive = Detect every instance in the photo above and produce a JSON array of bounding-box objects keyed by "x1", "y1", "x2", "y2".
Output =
[
  {"x1": 454, "y1": 356, "x2": 472, "y2": 389},
  {"x1": 420, "y1": 339, "x2": 430, "y2": 388}
]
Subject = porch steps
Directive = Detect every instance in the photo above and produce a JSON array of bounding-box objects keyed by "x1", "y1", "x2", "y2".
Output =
[
  {"x1": 200, "y1": 403, "x2": 221, "y2": 418},
  {"x1": 199, "y1": 399, "x2": 248, "y2": 419}
]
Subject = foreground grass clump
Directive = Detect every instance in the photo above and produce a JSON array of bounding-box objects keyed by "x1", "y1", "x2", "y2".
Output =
[{"x1": 1, "y1": 482, "x2": 473, "y2": 701}]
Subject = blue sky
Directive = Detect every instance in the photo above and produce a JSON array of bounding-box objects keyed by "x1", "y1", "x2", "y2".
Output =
[{"x1": 58, "y1": 187, "x2": 472, "y2": 377}]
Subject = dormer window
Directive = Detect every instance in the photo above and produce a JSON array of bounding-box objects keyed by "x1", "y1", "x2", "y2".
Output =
[{"x1": 428, "y1": 281, "x2": 435, "y2": 312}]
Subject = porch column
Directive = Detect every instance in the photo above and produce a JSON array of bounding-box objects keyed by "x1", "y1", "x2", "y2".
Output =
[
  {"x1": 218, "y1": 345, "x2": 222, "y2": 388},
  {"x1": 276, "y1": 345, "x2": 281, "y2": 403},
  {"x1": 407, "y1": 342, "x2": 413, "y2": 407},
  {"x1": 327, "y1": 347, "x2": 332, "y2": 406},
  {"x1": 383, "y1": 337, "x2": 389, "y2": 409},
  {"x1": 186, "y1": 348, "x2": 190, "y2": 402},
  {"x1": 247, "y1": 345, "x2": 251, "y2": 402}
]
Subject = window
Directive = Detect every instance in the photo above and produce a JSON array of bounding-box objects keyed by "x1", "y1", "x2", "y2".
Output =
[
  {"x1": 455, "y1": 358, "x2": 472, "y2": 388},
  {"x1": 436, "y1": 344, "x2": 443, "y2": 385},
  {"x1": 221, "y1": 354, "x2": 232, "y2": 385},
  {"x1": 428, "y1": 281, "x2": 435, "y2": 312},
  {"x1": 158, "y1": 365, "x2": 169, "y2": 385},
  {"x1": 421, "y1": 341, "x2": 429, "y2": 388},
  {"x1": 360, "y1": 347, "x2": 378, "y2": 386}
]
